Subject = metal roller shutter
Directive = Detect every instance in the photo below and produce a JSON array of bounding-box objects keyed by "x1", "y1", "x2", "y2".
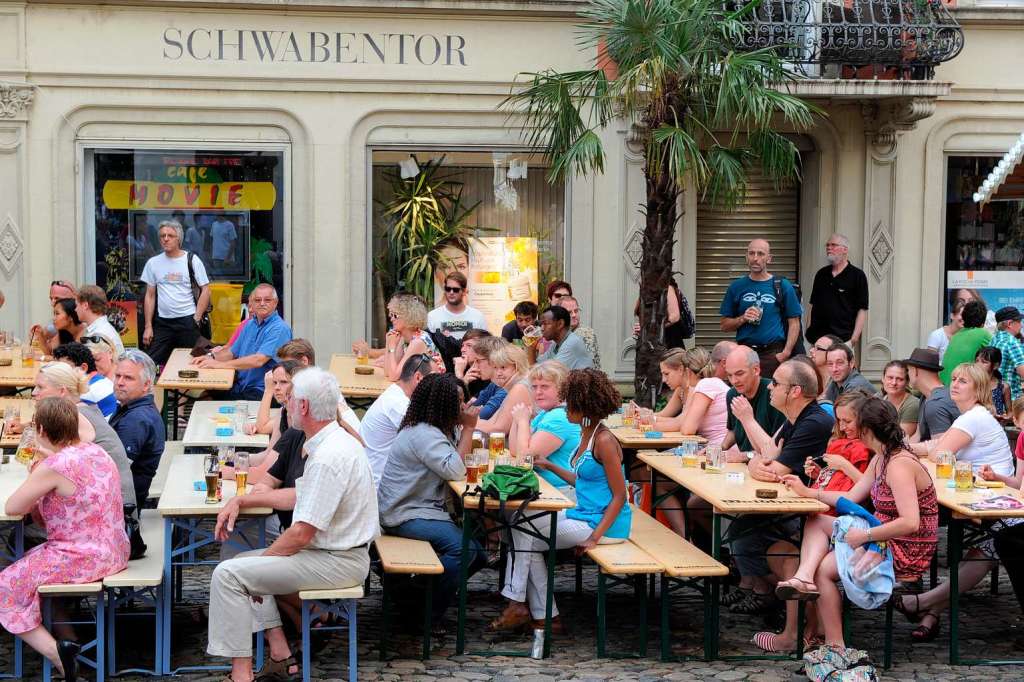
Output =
[{"x1": 694, "y1": 170, "x2": 801, "y2": 349}]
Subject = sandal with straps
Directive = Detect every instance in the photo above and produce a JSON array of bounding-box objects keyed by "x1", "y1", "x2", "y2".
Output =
[
  {"x1": 721, "y1": 586, "x2": 751, "y2": 607},
  {"x1": 911, "y1": 612, "x2": 941, "y2": 642},
  {"x1": 892, "y1": 593, "x2": 924, "y2": 623},
  {"x1": 255, "y1": 654, "x2": 300, "y2": 681},
  {"x1": 775, "y1": 577, "x2": 820, "y2": 601}
]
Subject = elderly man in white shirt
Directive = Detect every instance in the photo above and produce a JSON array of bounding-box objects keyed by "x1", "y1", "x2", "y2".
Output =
[{"x1": 208, "y1": 367, "x2": 378, "y2": 682}]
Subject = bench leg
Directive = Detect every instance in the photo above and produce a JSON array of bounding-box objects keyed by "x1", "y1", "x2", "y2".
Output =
[
  {"x1": 660, "y1": 575, "x2": 670, "y2": 662},
  {"x1": 105, "y1": 588, "x2": 116, "y2": 679},
  {"x1": 884, "y1": 600, "x2": 894, "y2": 670},
  {"x1": 574, "y1": 554, "x2": 583, "y2": 596},
  {"x1": 42, "y1": 598, "x2": 52, "y2": 682},
  {"x1": 991, "y1": 563, "x2": 1000, "y2": 595},
  {"x1": 422, "y1": 577, "x2": 433, "y2": 661},
  {"x1": 634, "y1": 574, "x2": 647, "y2": 658},
  {"x1": 379, "y1": 574, "x2": 390, "y2": 662},
  {"x1": 96, "y1": 592, "x2": 106, "y2": 682},
  {"x1": 704, "y1": 578, "x2": 717, "y2": 663},
  {"x1": 301, "y1": 600, "x2": 312, "y2": 682},
  {"x1": 596, "y1": 571, "x2": 607, "y2": 658},
  {"x1": 347, "y1": 600, "x2": 358, "y2": 682}
]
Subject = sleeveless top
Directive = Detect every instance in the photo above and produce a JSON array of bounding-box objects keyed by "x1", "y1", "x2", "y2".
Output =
[
  {"x1": 993, "y1": 381, "x2": 1008, "y2": 415},
  {"x1": 565, "y1": 427, "x2": 631, "y2": 539},
  {"x1": 870, "y1": 452, "x2": 938, "y2": 582},
  {"x1": 416, "y1": 330, "x2": 437, "y2": 354}
]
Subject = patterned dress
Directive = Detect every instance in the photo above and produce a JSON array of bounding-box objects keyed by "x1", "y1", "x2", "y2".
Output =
[
  {"x1": 0, "y1": 442, "x2": 129, "y2": 634},
  {"x1": 870, "y1": 453, "x2": 938, "y2": 582}
]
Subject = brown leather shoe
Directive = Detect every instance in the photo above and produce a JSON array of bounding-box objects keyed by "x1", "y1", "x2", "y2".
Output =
[{"x1": 488, "y1": 603, "x2": 531, "y2": 632}]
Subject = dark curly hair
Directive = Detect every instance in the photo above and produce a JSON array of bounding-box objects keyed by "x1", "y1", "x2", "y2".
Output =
[
  {"x1": 399, "y1": 373, "x2": 464, "y2": 440},
  {"x1": 560, "y1": 368, "x2": 621, "y2": 421},
  {"x1": 857, "y1": 395, "x2": 906, "y2": 458},
  {"x1": 53, "y1": 342, "x2": 96, "y2": 373}
]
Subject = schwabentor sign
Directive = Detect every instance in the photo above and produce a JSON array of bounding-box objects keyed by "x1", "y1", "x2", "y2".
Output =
[{"x1": 163, "y1": 28, "x2": 468, "y2": 66}]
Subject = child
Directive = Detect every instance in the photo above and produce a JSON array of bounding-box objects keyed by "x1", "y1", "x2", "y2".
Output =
[{"x1": 976, "y1": 346, "x2": 1010, "y2": 419}]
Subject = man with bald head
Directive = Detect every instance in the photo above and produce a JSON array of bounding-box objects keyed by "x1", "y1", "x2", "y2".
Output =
[
  {"x1": 719, "y1": 239, "x2": 802, "y2": 376},
  {"x1": 722, "y1": 345, "x2": 786, "y2": 460}
]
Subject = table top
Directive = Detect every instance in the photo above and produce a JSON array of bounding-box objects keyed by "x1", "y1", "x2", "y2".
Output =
[
  {"x1": 0, "y1": 351, "x2": 40, "y2": 389},
  {"x1": 638, "y1": 450, "x2": 830, "y2": 515},
  {"x1": 156, "y1": 348, "x2": 235, "y2": 391},
  {"x1": 449, "y1": 476, "x2": 575, "y2": 512},
  {"x1": 605, "y1": 416, "x2": 707, "y2": 448},
  {"x1": 157, "y1": 449, "x2": 272, "y2": 517},
  {"x1": 0, "y1": 398, "x2": 34, "y2": 448},
  {"x1": 926, "y1": 460, "x2": 1024, "y2": 520},
  {"x1": 182, "y1": 401, "x2": 272, "y2": 449},
  {"x1": 329, "y1": 354, "x2": 391, "y2": 399},
  {"x1": 0, "y1": 463, "x2": 28, "y2": 521}
]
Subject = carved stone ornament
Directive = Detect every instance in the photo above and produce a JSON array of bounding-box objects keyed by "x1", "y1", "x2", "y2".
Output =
[
  {"x1": 0, "y1": 83, "x2": 35, "y2": 119},
  {"x1": 623, "y1": 224, "x2": 644, "y2": 284},
  {"x1": 867, "y1": 220, "x2": 895, "y2": 283},
  {"x1": 864, "y1": 96, "x2": 937, "y2": 151},
  {"x1": 0, "y1": 214, "x2": 24, "y2": 279}
]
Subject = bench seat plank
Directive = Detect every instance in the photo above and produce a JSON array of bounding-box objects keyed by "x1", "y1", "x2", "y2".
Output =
[
  {"x1": 39, "y1": 582, "x2": 103, "y2": 595},
  {"x1": 586, "y1": 541, "x2": 662, "y2": 575},
  {"x1": 104, "y1": 515, "x2": 166, "y2": 588},
  {"x1": 374, "y1": 536, "x2": 444, "y2": 575},
  {"x1": 629, "y1": 505, "x2": 728, "y2": 578},
  {"x1": 299, "y1": 586, "x2": 364, "y2": 601}
]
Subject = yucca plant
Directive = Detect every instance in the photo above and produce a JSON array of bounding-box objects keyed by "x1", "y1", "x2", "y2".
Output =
[{"x1": 502, "y1": 0, "x2": 820, "y2": 403}]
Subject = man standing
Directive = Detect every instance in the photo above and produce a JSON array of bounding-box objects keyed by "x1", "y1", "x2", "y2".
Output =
[
  {"x1": 110, "y1": 349, "x2": 166, "y2": 506},
  {"x1": 528, "y1": 306, "x2": 593, "y2": 369},
  {"x1": 905, "y1": 348, "x2": 960, "y2": 442},
  {"x1": 360, "y1": 354, "x2": 434, "y2": 486},
  {"x1": 822, "y1": 344, "x2": 875, "y2": 402},
  {"x1": 805, "y1": 234, "x2": 869, "y2": 347},
  {"x1": 208, "y1": 368, "x2": 378, "y2": 682},
  {"x1": 427, "y1": 272, "x2": 487, "y2": 340},
  {"x1": 719, "y1": 239, "x2": 802, "y2": 376},
  {"x1": 141, "y1": 219, "x2": 211, "y2": 366},
  {"x1": 192, "y1": 284, "x2": 292, "y2": 400},
  {"x1": 990, "y1": 306, "x2": 1024, "y2": 401},
  {"x1": 211, "y1": 215, "x2": 238, "y2": 272},
  {"x1": 560, "y1": 295, "x2": 601, "y2": 370},
  {"x1": 501, "y1": 301, "x2": 538, "y2": 343},
  {"x1": 75, "y1": 284, "x2": 125, "y2": 357}
]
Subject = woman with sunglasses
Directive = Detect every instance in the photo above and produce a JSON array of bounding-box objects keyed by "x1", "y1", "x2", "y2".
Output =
[
  {"x1": 81, "y1": 335, "x2": 117, "y2": 381},
  {"x1": 384, "y1": 293, "x2": 440, "y2": 382}
]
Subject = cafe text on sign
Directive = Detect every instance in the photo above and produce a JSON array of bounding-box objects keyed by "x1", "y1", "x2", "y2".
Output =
[{"x1": 102, "y1": 180, "x2": 277, "y2": 210}]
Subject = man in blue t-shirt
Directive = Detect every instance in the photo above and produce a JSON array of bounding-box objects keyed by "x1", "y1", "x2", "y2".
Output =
[{"x1": 719, "y1": 239, "x2": 803, "y2": 376}]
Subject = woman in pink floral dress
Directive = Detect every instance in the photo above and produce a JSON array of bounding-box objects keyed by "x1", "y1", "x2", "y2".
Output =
[{"x1": 0, "y1": 397, "x2": 129, "y2": 681}]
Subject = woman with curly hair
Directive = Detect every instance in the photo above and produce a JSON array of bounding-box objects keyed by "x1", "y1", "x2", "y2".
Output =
[
  {"x1": 377, "y1": 373, "x2": 485, "y2": 633},
  {"x1": 774, "y1": 396, "x2": 938, "y2": 649},
  {"x1": 490, "y1": 368, "x2": 631, "y2": 634},
  {"x1": 383, "y1": 293, "x2": 439, "y2": 382}
]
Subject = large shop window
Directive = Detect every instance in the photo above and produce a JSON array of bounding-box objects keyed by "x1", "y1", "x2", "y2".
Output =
[
  {"x1": 88, "y1": 149, "x2": 286, "y2": 347},
  {"x1": 369, "y1": 150, "x2": 567, "y2": 340},
  {"x1": 944, "y1": 155, "x2": 1024, "y2": 319}
]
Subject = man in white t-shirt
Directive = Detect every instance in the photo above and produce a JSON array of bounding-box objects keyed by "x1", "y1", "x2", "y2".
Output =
[
  {"x1": 427, "y1": 271, "x2": 487, "y2": 340},
  {"x1": 359, "y1": 354, "x2": 433, "y2": 486},
  {"x1": 211, "y1": 216, "x2": 238, "y2": 270},
  {"x1": 74, "y1": 284, "x2": 125, "y2": 358},
  {"x1": 141, "y1": 220, "x2": 211, "y2": 366}
]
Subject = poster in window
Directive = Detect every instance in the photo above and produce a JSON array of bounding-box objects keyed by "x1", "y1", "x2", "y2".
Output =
[{"x1": 467, "y1": 237, "x2": 539, "y2": 335}]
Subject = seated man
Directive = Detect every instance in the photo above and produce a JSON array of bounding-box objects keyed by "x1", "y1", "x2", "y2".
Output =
[
  {"x1": 193, "y1": 283, "x2": 292, "y2": 400},
  {"x1": 561, "y1": 295, "x2": 602, "y2": 370},
  {"x1": 75, "y1": 284, "x2": 125, "y2": 357},
  {"x1": 208, "y1": 367, "x2": 378, "y2": 682},
  {"x1": 501, "y1": 300, "x2": 538, "y2": 343},
  {"x1": 52, "y1": 341, "x2": 117, "y2": 419},
  {"x1": 906, "y1": 347, "x2": 960, "y2": 442},
  {"x1": 822, "y1": 343, "x2": 874, "y2": 402},
  {"x1": 527, "y1": 305, "x2": 593, "y2": 370},
  {"x1": 110, "y1": 349, "x2": 166, "y2": 505}
]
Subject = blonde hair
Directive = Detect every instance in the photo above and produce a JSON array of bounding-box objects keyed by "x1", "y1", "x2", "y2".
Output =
[
  {"x1": 528, "y1": 360, "x2": 569, "y2": 388},
  {"x1": 38, "y1": 362, "x2": 89, "y2": 397},
  {"x1": 83, "y1": 336, "x2": 114, "y2": 358},
  {"x1": 661, "y1": 347, "x2": 714, "y2": 379},
  {"x1": 387, "y1": 294, "x2": 428, "y2": 330},
  {"x1": 490, "y1": 343, "x2": 530, "y2": 377},
  {"x1": 951, "y1": 362, "x2": 994, "y2": 409}
]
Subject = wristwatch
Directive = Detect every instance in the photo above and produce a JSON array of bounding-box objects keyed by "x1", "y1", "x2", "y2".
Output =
[{"x1": 207, "y1": 351, "x2": 215, "y2": 359}]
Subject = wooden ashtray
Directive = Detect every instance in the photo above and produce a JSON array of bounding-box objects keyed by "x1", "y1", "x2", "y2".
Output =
[
  {"x1": 178, "y1": 369, "x2": 199, "y2": 379},
  {"x1": 755, "y1": 488, "x2": 778, "y2": 499},
  {"x1": 354, "y1": 366, "x2": 375, "y2": 376},
  {"x1": 0, "y1": 358, "x2": 11, "y2": 366}
]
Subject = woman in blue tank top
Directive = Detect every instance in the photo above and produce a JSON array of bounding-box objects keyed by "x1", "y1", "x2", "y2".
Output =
[{"x1": 490, "y1": 368, "x2": 631, "y2": 634}]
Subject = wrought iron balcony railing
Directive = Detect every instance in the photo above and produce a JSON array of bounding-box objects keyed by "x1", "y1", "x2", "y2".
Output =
[{"x1": 727, "y1": 0, "x2": 965, "y2": 79}]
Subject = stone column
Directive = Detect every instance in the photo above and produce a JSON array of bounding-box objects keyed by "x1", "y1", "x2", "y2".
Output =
[{"x1": 0, "y1": 82, "x2": 34, "y2": 334}]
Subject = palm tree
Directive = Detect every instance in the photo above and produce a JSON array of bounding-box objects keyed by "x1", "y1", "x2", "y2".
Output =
[{"x1": 502, "y1": 0, "x2": 820, "y2": 404}]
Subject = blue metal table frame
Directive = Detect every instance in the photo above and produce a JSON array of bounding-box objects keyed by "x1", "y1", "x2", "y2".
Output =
[{"x1": 0, "y1": 517, "x2": 23, "y2": 679}]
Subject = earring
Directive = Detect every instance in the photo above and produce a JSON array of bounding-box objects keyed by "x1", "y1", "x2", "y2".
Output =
[{"x1": 582, "y1": 417, "x2": 592, "y2": 428}]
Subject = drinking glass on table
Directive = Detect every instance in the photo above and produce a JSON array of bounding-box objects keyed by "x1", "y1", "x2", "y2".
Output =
[
  {"x1": 217, "y1": 445, "x2": 235, "y2": 470},
  {"x1": 705, "y1": 443, "x2": 723, "y2": 473},
  {"x1": 5, "y1": 405, "x2": 20, "y2": 435},
  {"x1": 935, "y1": 450, "x2": 954, "y2": 479},
  {"x1": 356, "y1": 345, "x2": 369, "y2": 366},
  {"x1": 234, "y1": 453, "x2": 250, "y2": 495},
  {"x1": 954, "y1": 461, "x2": 973, "y2": 491},
  {"x1": 15, "y1": 425, "x2": 36, "y2": 467},
  {"x1": 637, "y1": 408, "x2": 655, "y2": 433},
  {"x1": 204, "y1": 453, "x2": 221, "y2": 504}
]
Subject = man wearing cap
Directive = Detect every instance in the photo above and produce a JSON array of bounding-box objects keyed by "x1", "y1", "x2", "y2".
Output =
[
  {"x1": 989, "y1": 306, "x2": 1024, "y2": 401},
  {"x1": 905, "y1": 348, "x2": 960, "y2": 442}
]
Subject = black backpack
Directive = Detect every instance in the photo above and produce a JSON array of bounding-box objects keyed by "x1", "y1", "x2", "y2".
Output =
[{"x1": 772, "y1": 276, "x2": 806, "y2": 356}]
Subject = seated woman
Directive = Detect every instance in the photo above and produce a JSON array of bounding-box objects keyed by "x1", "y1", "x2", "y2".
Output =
[
  {"x1": 651, "y1": 346, "x2": 689, "y2": 419},
  {"x1": 82, "y1": 335, "x2": 117, "y2": 382},
  {"x1": 509, "y1": 361, "x2": 581, "y2": 497},
  {"x1": 751, "y1": 390, "x2": 873, "y2": 652},
  {"x1": 774, "y1": 397, "x2": 938, "y2": 651},
  {"x1": 491, "y1": 369, "x2": 631, "y2": 634},
  {"x1": 879, "y1": 360, "x2": 920, "y2": 438},
  {"x1": 30, "y1": 299, "x2": 85, "y2": 353},
  {"x1": 473, "y1": 338, "x2": 533, "y2": 435},
  {"x1": 377, "y1": 373, "x2": 485, "y2": 633},
  {"x1": 53, "y1": 341, "x2": 117, "y2": 419},
  {"x1": 0, "y1": 397, "x2": 130, "y2": 682},
  {"x1": 976, "y1": 346, "x2": 1010, "y2": 419},
  {"x1": 896, "y1": 368, "x2": 1018, "y2": 641},
  {"x1": 383, "y1": 294, "x2": 439, "y2": 381},
  {"x1": 244, "y1": 339, "x2": 315, "y2": 436}
]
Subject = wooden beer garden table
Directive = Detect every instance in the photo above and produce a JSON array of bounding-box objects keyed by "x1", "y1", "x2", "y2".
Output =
[
  {"x1": 156, "y1": 348, "x2": 236, "y2": 440},
  {"x1": 328, "y1": 354, "x2": 391, "y2": 409},
  {"x1": 157, "y1": 449, "x2": 272, "y2": 674},
  {"x1": 448, "y1": 477, "x2": 574, "y2": 659},
  {"x1": 0, "y1": 398, "x2": 34, "y2": 449},
  {"x1": 926, "y1": 460, "x2": 1024, "y2": 666},
  {"x1": 181, "y1": 401, "x2": 272, "y2": 453},
  {"x1": 0, "y1": 350, "x2": 40, "y2": 392},
  {"x1": 0, "y1": 463, "x2": 27, "y2": 678},
  {"x1": 605, "y1": 413, "x2": 706, "y2": 472},
  {"x1": 639, "y1": 450, "x2": 828, "y2": 660}
]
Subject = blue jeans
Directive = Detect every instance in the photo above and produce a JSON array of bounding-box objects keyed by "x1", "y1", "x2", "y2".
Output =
[{"x1": 386, "y1": 518, "x2": 486, "y2": 623}]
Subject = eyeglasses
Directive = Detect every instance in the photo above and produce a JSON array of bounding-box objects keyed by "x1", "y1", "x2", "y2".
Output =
[
  {"x1": 812, "y1": 345, "x2": 831, "y2": 353},
  {"x1": 250, "y1": 298, "x2": 275, "y2": 304},
  {"x1": 50, "y1": 280, "x2": 76, "y2": 291},
  {"x1": 388, "y1": 312, "x2": 399, "y2": 320},
  {"x1": 769, "y1": 378, "x2": 793, "y2": 389},
  {"x1": 444, "y1": 286, "x2": 463, "y2": 293},
  {"x1": 81, "y1": 335, "x2": 110, "y2": 346},
  {"x1": 551, "y1": 292, "x2": 568, "y2": 299}
]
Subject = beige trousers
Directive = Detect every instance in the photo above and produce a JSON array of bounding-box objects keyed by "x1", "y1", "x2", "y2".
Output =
[{"x1": 206, "y1": 546, "x2": 369, "y2": 659}]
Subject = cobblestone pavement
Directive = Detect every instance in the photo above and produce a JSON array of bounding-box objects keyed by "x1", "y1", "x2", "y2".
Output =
[{"x1": 3, "y1": 537, "x2": 1024, "y2": 681}]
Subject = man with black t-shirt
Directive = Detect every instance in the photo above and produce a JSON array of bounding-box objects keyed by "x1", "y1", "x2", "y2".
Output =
[{"x1": 805, "y1": 233, "x2": 869, "y2": 346}]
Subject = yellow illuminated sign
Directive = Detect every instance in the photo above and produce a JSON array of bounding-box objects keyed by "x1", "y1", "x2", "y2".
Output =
[{"x1": 102, "y1": 181, "x2": 277, "y2": 210}]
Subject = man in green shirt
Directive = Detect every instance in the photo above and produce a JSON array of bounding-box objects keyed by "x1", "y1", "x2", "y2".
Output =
[
  {"x1": 940, "y1": 300, "x2": 991, "y2": 385},
  {"x1": 722, "y1": 346, "x2": 787, "y2": 455}
]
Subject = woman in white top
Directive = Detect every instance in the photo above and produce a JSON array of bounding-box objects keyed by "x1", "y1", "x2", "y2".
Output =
[
  {"x1": 900, "y1": 361, "x2": 1016, "y2": 641},
  {"x1": 926, "y1": 299, "x2": 964, "y2": 364},
  {"x1": 473, "y1": 338, "x2": 533, "y2": 434}
]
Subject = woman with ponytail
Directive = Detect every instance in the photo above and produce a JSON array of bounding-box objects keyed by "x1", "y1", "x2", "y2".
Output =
[
  {"x1": 653, "y1": 347, "x2": 729, "y2": 443},
  {"x1": 774, "y1": 397, "x2": 938, "y2": 649}
]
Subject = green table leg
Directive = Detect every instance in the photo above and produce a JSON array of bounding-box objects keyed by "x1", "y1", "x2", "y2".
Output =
[
  {"x1": 456, "y1": 506, "x2": 471, "y2": 655},
  {"x1": 710, "y1": 513, "x2": 721, "y2": 661},
  {"x1": 949, "y1": 518, "x2": 963, "y2": 665},
  {"x1": 423, "y1": 579, "x2": 433, "y2": 660},
  {"x1": 596, "y1": 571, "x2": 606, "y2": 657},
  {"x1": 542, "y1": 511, "x2": 558, "y2": 658},
  {"x1": 661, "y1": 574, "x2": 671, "y2": 662}
]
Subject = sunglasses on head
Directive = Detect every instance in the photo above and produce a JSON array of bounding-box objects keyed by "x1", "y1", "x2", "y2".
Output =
[
  {"x1": 51, "y1": 280, "x2": 75, "y2": 291},
  {"x1": 444, "y1": 286, "x2": 463, "y2": 293}
]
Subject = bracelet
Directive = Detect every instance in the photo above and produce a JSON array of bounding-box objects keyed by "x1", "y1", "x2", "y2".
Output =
[{"x1": 866, "y1": 528, "x2": 874, "y2": 542}]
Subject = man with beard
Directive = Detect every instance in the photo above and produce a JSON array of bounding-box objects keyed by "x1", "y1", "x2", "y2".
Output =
[{"x1": 805, "y1": 233, "x2": 869, "y2": 348}]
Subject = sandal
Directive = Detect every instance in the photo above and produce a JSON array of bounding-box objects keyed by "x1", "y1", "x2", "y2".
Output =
[
  {"x1": 255, "y1": 654, "x2": 300, "y2": 681},
  {"x1": 751, "y1": 631, "x2": 798, "y2": 653},
  {"x1": 730, "y1": 591, "x2": 778, "y2": 614},
  {"x1": 775, "y1": 577, "x2": 820, "y2": 601},
  {"x1": 487, "y1": 605, "x2": 532, "y2": 632},
  {"x1": 911, "y1": 612, "x2": 941, "y2": 642},
  {"x1": 721, "y1": 586, "x2": 751, "y2": 607},
  {"x1": 892, "y1": 593, "x2": 923, "y2": 623}
]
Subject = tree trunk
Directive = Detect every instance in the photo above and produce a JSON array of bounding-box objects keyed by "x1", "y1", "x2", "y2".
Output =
[{"x1": 634, "y1": 143, "x2": 679, "y2": 407}]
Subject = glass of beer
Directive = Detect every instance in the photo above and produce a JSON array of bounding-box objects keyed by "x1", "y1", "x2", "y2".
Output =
[
  {"x1": 235, "y1": 453, "x2": 250, "y2": 495},
  {"x1": 623, "y1": 402, "x2": 637, "y2": 428},
  {"x1": 954, "y1": 461, "x2": 973, "y2": 491},
  {"x1": 523, "y1": 326, "x2": 542, "y2": 349},
  {"x1": 935, "y1": 450, "x2": 954, "y2": 479},
  {"x1": 204, "y1": 454, "x2": 221, "y2": 504},
  {"x1": 21, "y1": 346, "x2": 34, "y2": 367},
  {"x1": 356, "y1": 345, "x2": 369, "y2": 366},
  {"x1": 489, "y1": 432, "x2": 505, "y2": 461},
  {"x1": 705, "y1": 443, "x2": 723, "y2": 473},
  {"x1": 15, "y1": 425, "x2": 36, "y2": 467},
  {"x1": 637, "y1": 408, "x2": 655, "y2": 433},
  {"x1": 465, "y1": 451, "x2": 483, "y2": 484}
]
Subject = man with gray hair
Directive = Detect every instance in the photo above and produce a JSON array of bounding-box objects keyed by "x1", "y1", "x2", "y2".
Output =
[
  {"x1": 710, "y1": 340, "x2": 737, "y2": 381},
  {"x1": 140, "y1": 219, "x2": 211, "y2": 366},
  {"x1": 110, "y1": 349, "x2": 166, "y2": 505},
  {"x1": 209, "y1": 367, "x2": 378, "y2": 682},
  {"x1": 806, "y1": 233, "x2": 869, "y2": 347}
]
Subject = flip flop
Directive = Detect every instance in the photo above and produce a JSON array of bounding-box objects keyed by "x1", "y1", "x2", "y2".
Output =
[{"x1": 775, "y1": 577, "x2": 820, "y2": 601}]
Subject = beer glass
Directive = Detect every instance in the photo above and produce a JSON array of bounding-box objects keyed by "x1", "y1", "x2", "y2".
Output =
[
  {"x1": 235, "y1": 453, "x2": 250, "y2": 495},
  {"x1": 15, "y1": 425, "x2": 36, "y2": 467},
  {"x1": 935, "y1": 451, "x2": 954, "y2": 479},
  {"x1": 204, "y1": 454, "x2": 221, "y2": 504},
  {"x1": 954, "y1": 461, "x2": 973, "y2": 491},
  {"x1": 489, "y1": 432, "x2": 505, "y2": 461},
  {"x1": 705, "y1": 443, "x2": 723, "y2": 473}
]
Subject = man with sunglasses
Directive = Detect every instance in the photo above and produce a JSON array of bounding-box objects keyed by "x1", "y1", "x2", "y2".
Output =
[{"x1": 427, "y1": 272, "x2": 487, "y2": 341}]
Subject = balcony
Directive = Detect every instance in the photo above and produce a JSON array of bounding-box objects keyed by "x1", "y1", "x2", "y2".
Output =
[{"x1": 727, "y1": 0, "x2": 965, "y2": 80}]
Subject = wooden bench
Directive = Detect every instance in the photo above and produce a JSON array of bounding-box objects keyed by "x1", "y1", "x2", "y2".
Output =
[
  {"x1": 374, "y1": 535, "x2": 445, "y2": 661},
  {"x1": 146, "y1": 441, "x2": 180, "y2": 505},
  {"x1": 585, "y1": 538, "x2": 663, "y2": 658},
  {"x1": 627, "y1": 505, "x2": 728, "y2": 662},
  {"x1": 103, "y1": 514, "x2": 165, "y2": 676},
  {"x1": 38, "y1": 582, "x2": 105, "y2": 682},
  {"x1": 297, "y1": 585, "x2": 363, "y2": 682}
]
